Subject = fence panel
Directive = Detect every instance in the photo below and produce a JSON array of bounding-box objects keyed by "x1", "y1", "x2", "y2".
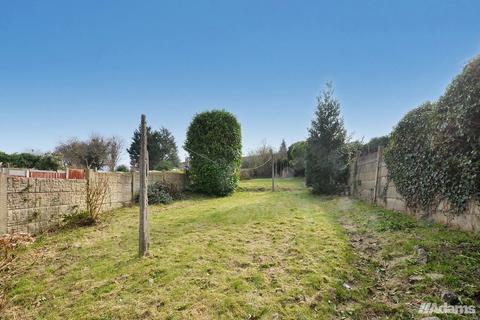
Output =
[
  {"x1": 30, "y1": 170, "x2": 66, "y2": 179},
  {"x1": 67, "y1": 169, "x2": 85, "y2": 180},
  {"x1": 1, "y1": 168, "x2": 85, "y2": 180}
]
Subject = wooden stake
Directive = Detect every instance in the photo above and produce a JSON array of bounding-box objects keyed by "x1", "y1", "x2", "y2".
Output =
[{"x1": 139, "y1": 114, "x2": 149, "y2": 257}]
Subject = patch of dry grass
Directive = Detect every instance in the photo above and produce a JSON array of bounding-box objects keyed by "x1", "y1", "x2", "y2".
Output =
[
  {"x1": 3, "y1": 179, "x2": 478, "y2": 319},
  {"x1": 0, "y1": 178, "x2": 352, "y2": 319}
]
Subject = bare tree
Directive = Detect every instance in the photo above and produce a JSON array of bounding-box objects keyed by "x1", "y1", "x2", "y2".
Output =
[
  {"x1": 87, "y1": 134, "x2": 111, "y2": 169},
  {"x1": 56, "y1": 134, "x2": 117, "y2": 170},
  {"x1": 242, "y1": 140, "x2": 273, "y2": 177},
  {"x1": 56, "y1": 138, "x2": 89, "y2": 168},
  {"x1": 107, "y1": 136, "x2": 124, "y2": 171}
]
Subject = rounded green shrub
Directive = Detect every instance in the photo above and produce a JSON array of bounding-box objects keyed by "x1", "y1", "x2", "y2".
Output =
[
  {"x1": 384, "y1": 102, "x2": 439, "y2": 210},
  {"x1": 147, "y1": 182, "x2": 173, "y2": 204},
  {"x1": 134, "y1": 181, "x2": 181, "y2": 205},
  {"x1": 115, "y1": 164, "x2": 130, "y2": 172},
  {"x1": 184, "y1": 110, "x2": 242, "y2": 196}
]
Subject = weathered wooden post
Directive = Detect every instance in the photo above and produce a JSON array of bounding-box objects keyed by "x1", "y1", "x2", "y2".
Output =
[
  {"x1": 271, "y1": 150, "x2": 275, "y2": 192},
  {"x1": 139, "y1": 114, "x2": 149, "y2": 257}
]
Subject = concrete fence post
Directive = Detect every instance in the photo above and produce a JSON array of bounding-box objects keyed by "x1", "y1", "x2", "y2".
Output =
[
  {"x1": 131, "y1": 171, "x2": 136, "y2": 203},
  {"x1": 373, "y1": 146, "x2": 384, "y2": 204},
  {"x1": 0, "y1": 173, "x2": 7, "y2": 235},
  {"x1": 350, "y1": 154, "x2": 358, "y2": 197}
]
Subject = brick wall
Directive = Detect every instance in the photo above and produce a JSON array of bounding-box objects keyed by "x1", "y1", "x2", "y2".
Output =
[
  {"x1": 350, "y1": 148, "x2": 480, "y2": 232},
  {"x1": 0, "y1": 171, "x2": 189, "y2": 235}
]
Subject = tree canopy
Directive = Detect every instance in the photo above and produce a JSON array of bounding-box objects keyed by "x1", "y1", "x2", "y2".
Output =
[
  {"x1": 127, "y1": 126, "x2": 180, "y2": 171},
  {"x1": 287, "y1": 141, "x2": 306, "y2": 176},
  {"x1": 0, "y1": 151, "x2": 62, "y2": 170},
  {"x1": 56, "y1": 135, "x2": 113, "y2": 170}
]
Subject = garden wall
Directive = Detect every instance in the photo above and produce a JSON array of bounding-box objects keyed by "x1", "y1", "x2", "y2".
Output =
[
  {"x1": 350, "y1": 148, "x2": 480, "y2": 232},
  {"x1": 0, "y1": 170, "x2": 189, "y2": 235}
]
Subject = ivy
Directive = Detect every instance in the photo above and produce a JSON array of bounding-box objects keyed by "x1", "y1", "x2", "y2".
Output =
[
  {"x1": 385, "y1": 55, "x2": 480, "y2": 214},
  {"x1": 433, "y1": 55, "x2": 480, "y2": 212},
  {"x1": 384, "y1": 102, "x2": 439, "y2": 211}
]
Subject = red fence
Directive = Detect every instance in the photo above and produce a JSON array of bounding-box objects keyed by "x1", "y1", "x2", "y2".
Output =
[
  {"x1": 67, "y1": 169, "x2": 85, "y2": 180},
  {"x1": 30, "y1": 171, "x2": 67, "y2": 179},
  {"x1": 2, "y1": 168, "x2": 86, "y2": 180}
]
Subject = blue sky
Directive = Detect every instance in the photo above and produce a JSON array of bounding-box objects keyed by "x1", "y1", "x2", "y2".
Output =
[{"x1": 1, "y1": 0, "x2": 479, "y2": 165}]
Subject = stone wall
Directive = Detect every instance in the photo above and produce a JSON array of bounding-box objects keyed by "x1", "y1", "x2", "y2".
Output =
[
  {"x1": 350, "y1": 148, "x2": 480, "y2": 232},
  {"x1": 0, "y1": 171, "x2": 189, "y2": 235},
  {"x1": 97, "y1": 172, "x2": 135, "y2": 211},
  {"x1": 132, "y1": 171, "x2": 189, "y2": 196},
  {"x1": 0, "y1": 174, "x2": 7, "y2": 234},
  {"x1": 5, "y1": 177, "x2": 87, "y2": 234}
]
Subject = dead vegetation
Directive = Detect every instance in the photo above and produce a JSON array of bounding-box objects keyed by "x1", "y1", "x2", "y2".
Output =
[
  {"x1": 86, "y1": 173, "x2": 109, "y2": 222},
  {"x1": 0, "y1": 233, "x2": 35, "y2": 263}
]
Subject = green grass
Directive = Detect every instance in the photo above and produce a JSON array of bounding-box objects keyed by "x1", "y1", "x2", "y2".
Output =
[
  {"x1": 1, "y1": 178, "x2": 479, "y2": 319},
  {"x1": 237, "y1": 177, "x2": 305, "y2": 192}
]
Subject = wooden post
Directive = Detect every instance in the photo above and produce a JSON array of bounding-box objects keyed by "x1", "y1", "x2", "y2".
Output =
[
  {"x1": 139, "y1": 114, "x2": 149, "y2": 257},
  {"x1": 271, "y1": 150, "x2": 275, "y2": 192},
  {"x1": 373, "y1": 146, "x2": 384, "y2": 204}
]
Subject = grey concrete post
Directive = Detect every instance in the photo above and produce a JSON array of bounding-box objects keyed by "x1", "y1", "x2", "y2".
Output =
[
  {"x1": 0, "y1": 173, "x2": 7, "y2": 234},
  {"x1": 373, "y1": 146, "x2": 384, "y2": 204},
  {"x1": 131, "y1": 171, "x2": 136, "y2": 203},
  {"x1": 350, "y1": 154, "x2": 358, "y2": 197}
]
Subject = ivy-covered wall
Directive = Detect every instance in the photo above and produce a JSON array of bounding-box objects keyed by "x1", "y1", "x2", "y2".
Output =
[{"x1": 350, "y1": 149, "x2": 480, "y2": 232}]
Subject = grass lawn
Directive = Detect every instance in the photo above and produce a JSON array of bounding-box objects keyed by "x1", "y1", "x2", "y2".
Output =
[{"x1": 1, "y1": 178, "x2": 479, "y2": 319}]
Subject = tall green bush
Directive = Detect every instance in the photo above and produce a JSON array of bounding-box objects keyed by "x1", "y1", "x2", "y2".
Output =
[{"x1": 185, "y1": 110, "x2": 242, "y2": 196}]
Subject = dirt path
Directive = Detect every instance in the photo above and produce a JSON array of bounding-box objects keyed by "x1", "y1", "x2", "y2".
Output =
[{"x1": 334, "y1": 197, "x2": 480, "y2": 319}]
